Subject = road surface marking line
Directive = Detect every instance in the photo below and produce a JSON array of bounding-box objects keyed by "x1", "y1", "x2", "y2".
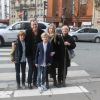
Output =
[
  {"x1": 13, "y1": 86, "x2": 88, "y2": 97},
  {"x1": 0, "y1": 91, "x2": 13, "y2": 98},
  {"x1": 0, "y1": 70, "x2": 89, "y2": 81},
  {"x1": 68, "y1": 70, "x2": 90, "y2": 77}
]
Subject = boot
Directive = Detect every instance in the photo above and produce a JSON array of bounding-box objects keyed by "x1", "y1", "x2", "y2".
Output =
[
  {"x1": 28, "y1": 83, "x2": 32, "y2": 89},
  {"x1": 53, "y1": 79, "x2": 57, "y2": 87},
  {"x1": 46, "y1": 82, "x2": 49, "y2": 89}
]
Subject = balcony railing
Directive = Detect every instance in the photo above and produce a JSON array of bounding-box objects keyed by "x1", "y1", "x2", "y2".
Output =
[{"x1": 14, "y1": 4, "x2": 36, "y2": 10}]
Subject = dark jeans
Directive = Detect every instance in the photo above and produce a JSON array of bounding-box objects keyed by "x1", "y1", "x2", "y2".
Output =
[
  {"x1": 27, "y1": 57, "x2": 37, "y2": 85},
  {"x1": 15, "y1": 62, "x2": 26, "y2": 85}
]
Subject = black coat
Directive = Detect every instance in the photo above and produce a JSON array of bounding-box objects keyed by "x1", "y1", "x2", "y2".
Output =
[
  {"x1": 13, "y1": 39, "x2": 26, "y2": 63},
  {"x1": 57, "y1": 34, "x2": 76, "y2": 67},
  {"x1": 25, "y1": 28, "x2": 44, "y2": 59}
]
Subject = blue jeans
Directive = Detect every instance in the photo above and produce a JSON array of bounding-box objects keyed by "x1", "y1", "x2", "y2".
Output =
[{"x1": 37, "y1": 66, "x2": 47, "y2": 87}]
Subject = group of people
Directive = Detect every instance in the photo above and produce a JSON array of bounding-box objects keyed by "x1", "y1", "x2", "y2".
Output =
[{"x1": 10, "y1": 18, "x2": 76, "y2": 93}]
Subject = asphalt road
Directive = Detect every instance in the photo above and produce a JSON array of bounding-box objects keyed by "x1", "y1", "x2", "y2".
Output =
[
  {"x1": 73, "y1": 42, "x2": 100, "y2": 76},
  {"x1": 0, "y1": 42, "x2": 100, "y2": 100}
]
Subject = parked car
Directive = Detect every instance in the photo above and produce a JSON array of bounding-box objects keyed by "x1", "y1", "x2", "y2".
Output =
[
  {"x1": 69, "y1": 27, "x2": 100, "y2": 43},
  {"x1": 0, "y1": 23, "x2": 8, "y2": 29},
  {"x1": 0, "y1": 21, "x2": 49, "y2": 46}
]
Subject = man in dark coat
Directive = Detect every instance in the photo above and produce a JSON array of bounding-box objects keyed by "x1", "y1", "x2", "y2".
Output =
[
  {"x1": 25, "y1": 18, "x2": 44, "y2": 89},
  {"x1": 57, "y1": 25, "x2": 76, "y2": 87}
]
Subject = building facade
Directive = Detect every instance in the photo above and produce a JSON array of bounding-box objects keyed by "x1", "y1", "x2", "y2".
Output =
[
  {"x1": 92, "y1": 0, "x2": 100, "y2": 28},
  {"x1": 0, "y1": 0, "x2": 9, "y2": 24},
  {"x1": 72, "y1": 0, "x2": 93, "y2": 27},
  {"x1": 9, "y1": 0, "x2": 47, "y2": 24},
  {"x1": 0, "y1": 0, "x2": 2, "y2": 19},
  {"x1": 46, "y1": 0, "x2": 93, "y2": 27}
]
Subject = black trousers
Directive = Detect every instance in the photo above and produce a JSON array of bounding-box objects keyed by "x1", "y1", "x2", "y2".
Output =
[
  {"x1": 27, "y1": 57, "x2": 37, "y2": 85},
  {"x1": 46, "y1": 63, "x2": 57, "y2": 86},
  {"x1": 58, "y1": 63, "x2": 68, "y2": 83},
  {"x1": 15, "y1": 62, "x2": 26, "y2": 85},
  {"x1": 27, "y1": 57, "x2": 34, "y2": 84}
]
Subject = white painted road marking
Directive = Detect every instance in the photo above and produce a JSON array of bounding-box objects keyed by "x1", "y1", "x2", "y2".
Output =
[
  {"x1": 0, "y1": 52, "x2": 10, "y2": 56},
  {"x1": 0, "y1": 86, "x2": 89, "y2": 98},
  {"x1": 0, "y1": 49, "x2": 11, "y2": 52},
  {"x1": 0, "y1": 91, "x2": 13, "y2": 98},
  {"x1": 0, "y1": 70, "x2": 89, "y2": 81},
  {"x1": 68, "y1": 70, "x2": 90, "y2": 77},
  {"x1": 0, "y1": 62, "x2": 79, "y2": 68},
  {"x1": 13, "y1": 86, "x2": 88, "y2": 97}
]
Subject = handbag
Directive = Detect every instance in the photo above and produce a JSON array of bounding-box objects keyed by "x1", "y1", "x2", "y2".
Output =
[{"x1": 68, "y1": 49, "x2": 75, "y2": 59}]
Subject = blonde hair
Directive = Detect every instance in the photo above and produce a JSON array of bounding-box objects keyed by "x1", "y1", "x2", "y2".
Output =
[
  {"x1": 41, "y1": 32, "x2": 50, "y2": 38},
  {"x1": 61, "y1": 25, "x2": 69, "y2": 32},
  {"x1": 47, "y1": 24, "x2": 56, "y2": 33}
]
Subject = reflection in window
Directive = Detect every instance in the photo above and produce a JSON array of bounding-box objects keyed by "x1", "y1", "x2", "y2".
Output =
[{"x1": 12, "y1": 23, "x2": 22, "y2": 30}]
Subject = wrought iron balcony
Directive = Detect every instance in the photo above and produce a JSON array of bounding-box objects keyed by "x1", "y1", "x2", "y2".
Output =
[{"x1": 14, "y1": 3, "x2": 36, "y2": 10}]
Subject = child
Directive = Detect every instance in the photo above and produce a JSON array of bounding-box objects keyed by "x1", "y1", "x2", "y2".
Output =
[
  {"x1": 10, "y1": 31, "x2": 26, "y2": 89},
  {"x1": 35, "y1": 32, "x2": 54, "y2": 93}
]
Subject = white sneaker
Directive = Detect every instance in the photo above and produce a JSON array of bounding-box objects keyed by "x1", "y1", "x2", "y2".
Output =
[
  {"x1": 38, "y1": 87, "x2": 43, "y2": 93},
  {"x1": 41, "y1": 85, "x2": 47, "y2": 91}
]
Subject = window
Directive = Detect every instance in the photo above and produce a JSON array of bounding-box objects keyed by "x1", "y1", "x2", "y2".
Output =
[
  {"x1": 22, "y1": 23, "x2": 31, "y2": 29},
  {"x1": 12, "y1": 23, "x2": 22, "y2": 30},
  {"x1": 78, "y1": 28, "x2": 89, "y2": 33},
  {"x1": 38, "y1": 23, "x2": 46, "y2": 29},
  {"x1": 89, "y1": 29, "x2": 98, "y2": 33}
]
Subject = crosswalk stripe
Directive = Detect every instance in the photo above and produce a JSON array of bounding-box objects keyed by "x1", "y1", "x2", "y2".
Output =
[
  {"x1": 0, "y1": 91, "x2": 13, "y2": 98},
  {"x1": 0, "y1": 48, "x2": 90, "y2": 99},
  {"x1": 0, "y1": 70, "x2": 90, "y2": 81},
  {"x1": 0, "y1": 86, "x2": 88, "y2": 98},
  {"x1": 0, "y1": 49, "x2": 11, "y2": 52},
  {"x1": 0, "y1": 61, "x2": 79, "y2": 69},
  {"x1": 0, "y1": 52, "x2": 10, "y2": 56}
]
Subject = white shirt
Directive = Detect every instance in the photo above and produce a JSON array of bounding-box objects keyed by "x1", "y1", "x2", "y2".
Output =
[
  {"x1": 41, "y1": 42, "x2": 47, "y2": 67},
  {"x1": 20, "y1": 41, "x2": 26, "y2": 62}
]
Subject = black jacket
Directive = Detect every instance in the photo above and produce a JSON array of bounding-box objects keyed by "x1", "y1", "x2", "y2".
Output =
[
  {"x1": 13, "y1": 39, "x2": 26, "y2": 63},
  {"x1": 56, "y1": 34, "x2": 76, "y2": 67},
  {"x1": 25, "y1": 28, "x2": 44, "y2": 59}
]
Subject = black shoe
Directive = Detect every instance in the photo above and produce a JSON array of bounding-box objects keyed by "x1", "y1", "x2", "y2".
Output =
[
  {"x1": 57, "y1": 82, "x2": 62, "y2": 88},
  {"x1": 33, "y1": 83, "x2": 37, "y2": 88},
  {"x1": 46, "y1": 83, "x2": 49, "y2": 89},
  {"x1": 28, "y1": 84, "x2": 33, "y2": 89},
  {"x1": 17, "y1": 84, "x2": 21, "y2": 89},
  {"x1": 53, "y1": 80, "x2": 57, "y2": 87},
  {"x1": 22, "y1": 84, "x2": 26, "y2": 89}
]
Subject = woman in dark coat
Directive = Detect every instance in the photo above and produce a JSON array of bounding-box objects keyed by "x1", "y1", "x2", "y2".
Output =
[
  {"x1": 46, "y1": 24, "x2": 58, "y2": 88},
  {"x1": 57, "y1": 25, "x2": 76, "y2": 87}
]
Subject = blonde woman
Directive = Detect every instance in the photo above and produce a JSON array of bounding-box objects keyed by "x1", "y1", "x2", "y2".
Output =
[{"x1": 46, "y1": 24, "x2": 59, "y2": 87}]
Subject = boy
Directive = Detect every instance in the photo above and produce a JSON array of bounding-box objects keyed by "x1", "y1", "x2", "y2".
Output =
[
  {"x1": 35, "y1": 32, "x2": 54, "y2": 93},
  {"x1": 10, "y1": 31, "x2": 26, "y2": 89}
]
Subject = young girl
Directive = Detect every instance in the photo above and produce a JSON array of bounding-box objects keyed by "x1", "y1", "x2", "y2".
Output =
[
  {"x1": 10, "y1": 31, "x2": 26, "y2": 89},
  {"x1": 35, "y1": 32, "x2": 54, "y2": 93}
]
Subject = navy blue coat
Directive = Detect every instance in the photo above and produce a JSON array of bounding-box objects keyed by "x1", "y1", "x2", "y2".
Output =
[{"x1": 35, "y1": 42, "x2": 53, "y2": 66}]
